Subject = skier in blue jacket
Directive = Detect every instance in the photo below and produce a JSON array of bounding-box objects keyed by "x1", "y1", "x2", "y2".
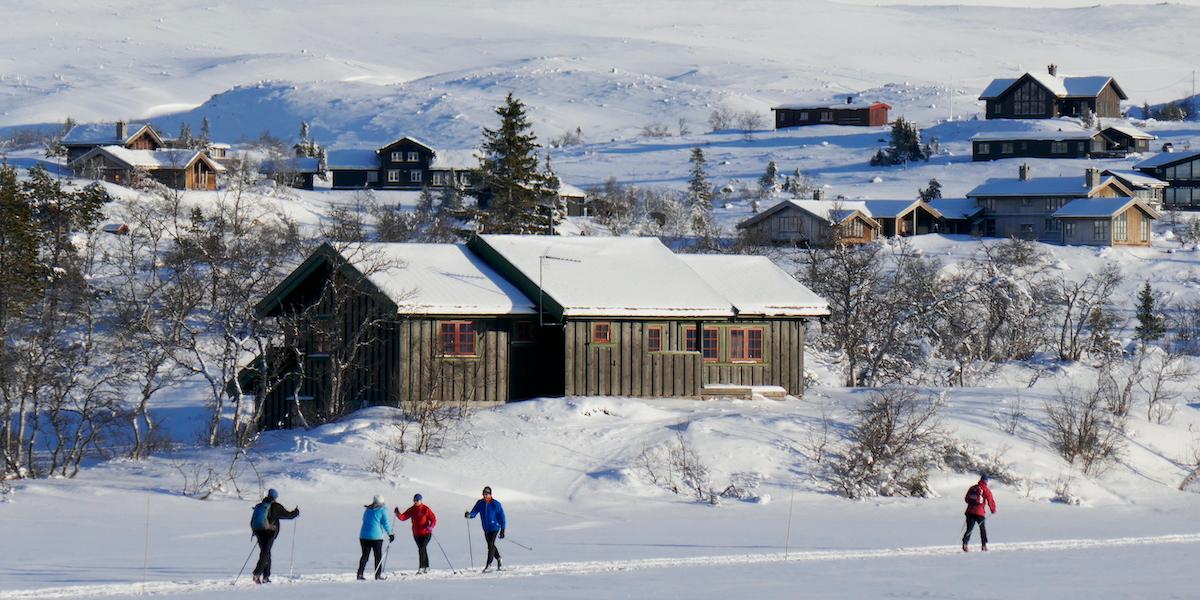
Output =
[
  {"x1": 465, "y1": 486, "x2": 507, "y2": 572},
  {"x1": 357, "y1": 495, "x2": 394, "y2": 580}
]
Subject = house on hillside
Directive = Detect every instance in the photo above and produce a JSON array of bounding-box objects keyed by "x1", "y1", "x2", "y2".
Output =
[
  {"x1": 559, "y1": 182, "x2": 590, "y2": 216},
  {"x1": 1133, "y1": 149, "x2": 1200, "y2": 209},
  {"x1": 970, "y1": 124, "x2": 1152, "y2": 161},
  {"x1": 246, "y1": 236, "x2": 829, "y2": 428},
  {"x1": 70, "y1": 146, "x2": 224, "y2": 190},
  {"x1": 1053, "y1": 196, "x2": 1159, "y2": 246},
  {"x1": 260, "y1": 156, "x2": 324, "y2": 190},
  {"x1": 328, "y1": 137, "x2": 476, "y2": 190},
  {"x1": 859, "y1": 199, "x2": 943, "y2": 237},
  {"x1": 737, "y1": 197, "x2": 880, "y2": 246},
  {"x1": 965, "y1": 164, "x2": 1147, "y2": 244},
  {"x1": 771, "y1": 97, "x2": 891, "y2": 128},
  {"x1": 1102, "y1": 169, "x2": 1168, "y2": 206},
  {"x1": 61, "y1": 121, "x2": 166, "y2": 162},
  {"x1": 979, "y1": 65, "x2": 1127, "y2": 119}
]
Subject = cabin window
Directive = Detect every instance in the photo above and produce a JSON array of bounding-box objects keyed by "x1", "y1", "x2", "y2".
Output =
[
  {"x1": 1093, "y1": 220, "x2": 1110, "y2": 241},
  {"x1": 977, "y1": 143, "x2": 990, "y2": 154},
  {"x1": 387, "y1": 170, "x2": 400, "y2": 183},
  {"x1": 432, "y1": 172, "x2": 446, "y2": 186},
  {"x1": 410, "y1": 170, "x2": 422, "y2": 183},
  {"x1": 729, "y1": 328, "x2": 764, "y2": 362},
  {"x1": 820, "y1": 111, "x2": 833, "y2": 122},
  {"x1": 647, "y1": 326, "x2": 663, "y2": 352},
  {"x1": 407, "y1": 152, "x2": 420, "y2": 162},
  {"x1": 1114, "y1": 213, "x2": 1128, "y2": 242},
  {"x1": 1013, "y1": 80, "x2": 1047, "y2": 116},
  {"x1": 1045, "y1": 198, "x2": 1066, "y2": 212},
  {"x1": 391, "y1": 151, "x2": 403, "y2": 162},
  {"x1": 701, "y1": 327, "x2": 720, "y2": 361},
  {"x1": 1021, "y1": 197, "x2": 1032, "y2": 207},
  {"x1": 513, "y1": 321, "x2": 535, "y2": 343},
  {"x1": 439, "y1": 321, "x2": 476, "y2": 356},
  {"x1": 842, "y1": 219, "x2": 865, "y2": 238},
  {"x1": 1141, "y1": 218, "x2": 1150, "y2": 242},
  {"x1": 591, "y1": 322, "x2": 611, "y2": 344},
  {"x1": 1064, "y1": 221, "x2": 1076, "y2": 238},
  {"x1": 1001, "y1": 143, "x2": 1013, "y2": 155},
  {"x1": 367, "y1": 171, "x2": 379, "y2": 183},
  {"x1": 1045, "y1": 218, "x2": 1060, "y2": 232},
  {"x1": 1051, "y1": 141, "x2": 1068, "y2": 154},
  {"x1": 308, "y1": 329, "x2": 331, "y2": 358},
  {"x1": 798, "y1": 111, "x2": 809, "y2": 120}
]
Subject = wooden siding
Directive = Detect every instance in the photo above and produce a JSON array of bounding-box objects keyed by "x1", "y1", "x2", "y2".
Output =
[
  {"x1": 562, "y1": 319, "x2": 808, "y2": 397},
  {"x1": 395, "y1": 318, "x2": 510, "y2": 405},
  {"x1": 742, "y1": 205, "x2": 878, "y2": 246},
  {"x1": 972, "y1": 138, "x2": 1091, "y2": 162},
  {"x1": 773, "y1": 106, "x2": 887, "y2": 128}
]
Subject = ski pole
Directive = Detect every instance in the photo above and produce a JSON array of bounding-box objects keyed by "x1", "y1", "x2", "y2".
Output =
[
  {"x1": 432, "y1": 534, "x2": 457, "y2": 573},
  {"x1": 374, "y1": 540, "x2": 391, "y2": 579},
  {"x1": 784, "y1": 480, "x2": 795, "y2": 559},
  {"x1": 466, "y1": 517, "x2": 474, "y2": 569},
  {"x1": 503, "y1": 537, "x2": 533, "y2": 551},
  {"x1": 288, "y1": 519, "x2": 297, "y2": 579},
  {"x1": 232, "y1": 537, "x2": 257, "y2": 586}
]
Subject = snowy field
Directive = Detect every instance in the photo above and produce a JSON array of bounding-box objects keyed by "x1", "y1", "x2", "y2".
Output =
[{"x1": 3, "y1": 1, "x2": 1200, "y2": 599}]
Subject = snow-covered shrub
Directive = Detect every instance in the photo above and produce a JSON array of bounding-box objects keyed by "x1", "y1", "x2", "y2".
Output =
[
  {"x1": 831, "y1": 388, "x2": 947, "y2": 499},
  {"x1": 171, "y1": 449, "x2": 263, "y2": 500},
  {"x1": 1043, "y1": 384, "x2": 1127, "y2": 475},
  {"x1": 1051, "y1": 479, "x2": 1082, "y2": 505},
  {"x1": 636, "y1": 430, "x2": 713, "y2": 502},
  {"x1": 940, "y1": 440, "x2": 1018, "y2": 485}
]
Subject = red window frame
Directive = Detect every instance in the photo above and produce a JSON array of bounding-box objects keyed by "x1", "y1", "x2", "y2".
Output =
[
  {"x1": 701, "y1": 327, "x2": 720, "y2": 362},
  {"x1": 439, "y1": 321, "x2": 476, "y2": 356},
  {"x1": 729, "y1": 327, "x2": 764, "y2": 363},
  {"x1": 592, "y1": 322, "x2": 611, "y2": 344},
  {"x1": 647, "y1": 326, "x2": 663, "y2": 352}
]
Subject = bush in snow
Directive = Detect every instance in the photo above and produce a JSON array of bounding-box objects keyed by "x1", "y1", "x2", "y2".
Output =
[
  {"x1": 940, "y1": 440, "x2": 1018, "y2": 485},
  {"x1": 707, "y1": 106, "x2": 736, "y2": 132},
  {"x1": 1051, "y1": 479, "x2": 1083, "y2": 505},
  {"x1": 869, "y1": 118, "x2": 929, "y2": 166},
  {"x1": 831, "y1": 387, "x2": 947, "y2": 499},
  {"x1": 639, "y1": 122, "x2": 672, "y2": 138},
  {"x1": 1043, "y1": 383, "x2": 1128, "y2": 475},
  {"x1": 636, "y1": 430, "x2": 714, "y2": 502}
]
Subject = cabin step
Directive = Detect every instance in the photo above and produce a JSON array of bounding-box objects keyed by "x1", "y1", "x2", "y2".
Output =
[{"x1": 700, "y1": 384, "x2": 787, "y2": 401}]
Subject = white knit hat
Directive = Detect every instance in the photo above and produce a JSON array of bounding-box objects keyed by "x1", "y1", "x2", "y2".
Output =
[{"x1": 372, "y1": 494, "x2": 385, "y2": 505}]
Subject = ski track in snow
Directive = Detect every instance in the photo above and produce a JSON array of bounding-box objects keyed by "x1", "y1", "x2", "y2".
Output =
[{"x1": 4, "y1": 533, "x2": 1199, "y2": 599}]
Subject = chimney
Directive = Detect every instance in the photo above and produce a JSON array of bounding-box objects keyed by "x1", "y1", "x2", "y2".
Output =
[
  {"x1": 813, "y1": 188, "x2": 826, "y2": 201},
  {"x1": 1018, "y1": 163, "x2": 1032, "y2": 181},
  {"x1": 1085, "y1": 167, "x2": 1102, "y2": 189},
  {"x1": 1047, "y1": 64, "x2": 1058, "y2": 77},
  {"x1": 115, "y1": 121, "x2": 127, "y2": 141},
  {"x1": 846, "y1": 96, "x2": 854, "y2": 105}
]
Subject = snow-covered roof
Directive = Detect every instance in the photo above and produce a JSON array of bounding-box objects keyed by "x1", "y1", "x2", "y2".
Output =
[
  {"x1": 970, "y1": 129, "x2": 1096, "y2": 142},
  {"x1": 430, "y1": 149, "x2": 480, "y2": 170},
  {"x1": 978, "y1": 73, "x2": 1121, "y2": 100},
  {"x1": 342, "y1": 243, "x2": 536, "y2": 315},
  {"x1": 1102, "y1": 169, "x2": 1167, "y2": 188},
  {"x1": 772, "y1": 101, "x2": 889, "y2": 111},
  {"x1": 73, "y1": 146, "x2": 224, "y2": 171},
  {"x1": 557, "y1": 182, "x2": 588, "y2": 199},
  {"x1": 860, "y1": 199, "x2": 941, "y2": 219},
  {"x1": 260, "y1": 156, "x2": 322, "y2": 174},
  {"x1": 327, "y1": 149, "x2": 379, "y2": 170},
  {"x1": 1052, "y1": 197, "x2": 1158, "y2": 219},
  {"x1": 377, "y1": 136, "x2": 435, "y2": 153},
  {"x1": 62, "y1": 122, "x2": 154, "y2": 146},
  {"x1": 1102, "y1": 124, "x2": 1154, "y2": 140},
  {"x1": 783, "y1": 199, "x2": 874, "y2": 224},
  {"x1": 966, "y1": 175, "x2": 1107, "y2": 198},
  {"x1": 928, "y1": 198, "x2": 983, "y2": 220},
  {"x1": 1133, "y1": 150, "x2": 1200, "y2": 169},
  {"x1": 678, "y1": 254, "x2": 829, "y2": 317},
  {"x1": 475, "y1": 235, "x2": 736, "y2": 318}
]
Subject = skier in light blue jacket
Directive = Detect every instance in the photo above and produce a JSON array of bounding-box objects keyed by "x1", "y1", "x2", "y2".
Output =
[{"x1": 357, "y1": 495, "x2": 394, "y2": 580}]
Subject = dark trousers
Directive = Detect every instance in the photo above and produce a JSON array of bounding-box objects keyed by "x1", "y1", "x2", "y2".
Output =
[
  {"x1": 414, "y1": 534, "x2": 431, "y2": 569},
  {"x1": 358, "y1": 539, "x2": 384, "y2": 578},
  {"x1": 484, "y1": 530, "x2": 501, "y2": 566},
  {"x1": 963, "y1": 514, "x2": 988, "y2": 546},
  {"x1": 252, "y1": 529, "x2": 278, "y2": 578}
]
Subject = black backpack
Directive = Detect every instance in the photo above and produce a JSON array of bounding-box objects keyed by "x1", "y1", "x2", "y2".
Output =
[{"x1": 964, "y1": 484, "x2": 983, "y2": 506}]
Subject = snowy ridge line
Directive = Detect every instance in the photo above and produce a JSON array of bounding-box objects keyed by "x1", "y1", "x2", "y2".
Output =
[{"x1": 3, "y1": 533, "x2": 1199, "y2": 599}]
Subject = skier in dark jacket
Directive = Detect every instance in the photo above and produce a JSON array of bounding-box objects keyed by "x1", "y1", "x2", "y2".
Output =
[
  {"x1": 250, "y1": 488, "x2": 300, "y2": 584},
  {"x1": 962, "y1": 474, "x2": 996, "y2": 552},
  {"x1": 395, "y1": 493, "x2": 437, "y2": 574},
  {"x1": 357, "y1": 495, "x2": 394, "y2": 580},
  {"x1": 465, "y1": 486, "x2": 506, "y2": 572}
]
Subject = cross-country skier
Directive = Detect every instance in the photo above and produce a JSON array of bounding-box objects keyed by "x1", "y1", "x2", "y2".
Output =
[
  {"x1": 358, "y1": 495, "x2": 394, "y2": 580},
  {"x1": 250, "y1": 488, "x2": 299, "y2": 584},
  {"x1": 395, "y1": 493, "x2": 437, "y2": 574},
  {"x1": 465, "y1": 486, "x2": 506, "y2": 572},
  {"x1": 962, "y1": 473, "x2": 996, "y2": 552}
]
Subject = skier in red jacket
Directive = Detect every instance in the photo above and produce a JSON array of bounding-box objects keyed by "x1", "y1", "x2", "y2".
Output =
[
  {"x1": 395, "y1": 493, "x2": 438, "y2": 573},
  {"x1": 962, "y1": 474, "x2": 996, "y2": 552}
]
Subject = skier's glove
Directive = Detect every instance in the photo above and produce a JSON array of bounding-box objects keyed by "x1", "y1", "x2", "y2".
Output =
[
  {"x1": 499, "y1": 529, "x2": 505, "y2": 539},
  {"x1": 294, "y1": 507, "x2": 301, "y2": 517},
  {"x1": 388, "y1": 534, "x2": 395, "y2": 543},
  {"x1": 464, "y1": 511, "x2": 471, "y2": 518}
]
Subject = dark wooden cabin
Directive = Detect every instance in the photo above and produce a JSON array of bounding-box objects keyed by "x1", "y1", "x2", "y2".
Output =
[
  {"x1": 771, "y1": 97, "x2": 890, "y2": 128},
  {"x1": 1134, "y1": 149, "x2": 1200, "y2": 209},
  {"x1": 61, "y1": 121, "x2": 165, "y2": 163},
  {"x1": 979, "y1": 65, "x2": 1126, "y2": 120},
  {"x1": 249, "y1": 242, "x2": 538, "y2": 429},
  {"x1": 70, "y1": 147, "x2": 224, "y2": 190},
  {"x1": 737, "y1": 197, "x2": 882, "y2": 246},
  {"x1": 971, "y1": 124, "x2": 1153, "y2": 161},
  {"x1": 328, "y1": 138, "x2": 477, "y2": 190}
]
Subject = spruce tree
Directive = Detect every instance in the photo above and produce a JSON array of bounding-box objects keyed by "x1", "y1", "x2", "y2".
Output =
[
  {"x1": 918, "y1": 178, "x2": 943, "y2": 201},
  {"x1": 0, "y1": 165, "x2": 42, "y2": 334},
  {"x1": 871, "y1": 118, "x2": 928, "y2": 165},
  {"x1": 200, "y1": 117, "x2": 211, "y2": 141},
  {"x1": 474, "y1": 93, "x2": 555, "y2": 234},
  {"x1": 1135, "y1": 282, "x2": 1165, "y2": 342},
  {"x1": 686, "y1": 146, "x2": 712, "y2": 210},
  {"x1": 758, "y1": 160, "x2": 778, "y2": 196}
]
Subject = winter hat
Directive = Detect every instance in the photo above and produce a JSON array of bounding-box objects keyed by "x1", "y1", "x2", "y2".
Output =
[
  {"x1": 482, "y1": 486, "x2": 493, "y2": 495},
  {"x1": 979, "y1": 473, "x2": 989, "y2": 482},
  {"x1": 372, "y1": 494, "x2": 385, "y2": 505},
  {"x1": 267, "y1": 488, "x2": 279, "y2": 500},
  {"x1": 413, "y1": 493, "x2": 423, "y2": 502}
]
